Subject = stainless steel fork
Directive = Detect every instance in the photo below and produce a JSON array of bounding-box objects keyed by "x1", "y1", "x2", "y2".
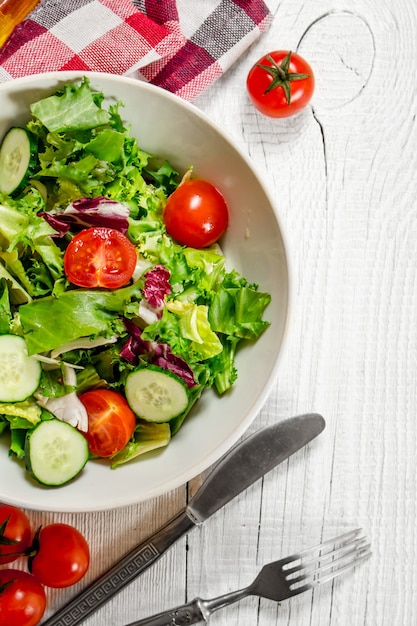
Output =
[{"x1": 125, "y1": 528, "x2": 371, "y2": 626}]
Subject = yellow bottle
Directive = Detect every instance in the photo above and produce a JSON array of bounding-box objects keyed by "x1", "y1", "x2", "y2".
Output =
[{"x1": 0, "y1": 0, "x2": 40, "y2": 47}]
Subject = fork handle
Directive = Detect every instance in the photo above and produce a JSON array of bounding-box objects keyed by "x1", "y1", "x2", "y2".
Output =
[
  {"x1": 126, "y1": 598, "x2": 206, "y2": 625},
  {"x1": 126, "y1": 588, "x2": 250, "y2": 625}
]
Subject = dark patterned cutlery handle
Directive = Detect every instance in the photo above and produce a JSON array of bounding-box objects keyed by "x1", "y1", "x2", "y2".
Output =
[
  {"x1": 42, "y1": 511, "x2": 194, "y2": 626},
  {"x1": 126, "y1": 599, "x2": 206, "y2": 626}
]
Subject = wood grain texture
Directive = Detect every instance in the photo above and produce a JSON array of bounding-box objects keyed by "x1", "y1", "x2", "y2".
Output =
[{"x1": 30, "y1": 1, "x2": 417, "y2": 625}]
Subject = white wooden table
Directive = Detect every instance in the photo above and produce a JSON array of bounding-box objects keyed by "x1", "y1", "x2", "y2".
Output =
[{"x1": 30, "y1": 0, "x2": 416, "y2": 624}]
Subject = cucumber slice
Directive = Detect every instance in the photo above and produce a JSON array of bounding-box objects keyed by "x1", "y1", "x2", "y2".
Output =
[
  {"x1": 0, "y1": 334, "x2": 41, "y2": 402},
  {"x1": 25, "y1": 419, "x2": 89, "y2": 486},
  {"x1": 0, "y1": 127, "x2": 37, "y2": 195},
  {"x1": 125, "y1": 366, "x2": 189, "y2": 422}
]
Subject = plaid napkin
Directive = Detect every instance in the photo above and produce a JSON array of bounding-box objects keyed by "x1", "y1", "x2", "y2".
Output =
[{"x1": 0, "y1": 0, "x2": 272, "y2": 101}]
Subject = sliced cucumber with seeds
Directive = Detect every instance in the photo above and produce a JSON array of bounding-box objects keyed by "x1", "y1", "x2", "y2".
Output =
[
  {"x1": 25, "y1": 419, "x2": 89, "y2": 486},
  {"x1": 0, "y1": 334, "x2": 41, "y2": 402},
  {"x1": 125, "y1": 366, "x2": 189, "y2": 422},
  {"x1": 0, "y1": 127, "x2": 38, "y2": 195}
]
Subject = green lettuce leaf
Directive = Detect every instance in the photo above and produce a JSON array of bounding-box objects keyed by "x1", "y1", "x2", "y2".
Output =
[
  {"x1": 166, "y1": 301, "x2": 222, "y2": 359},
  {"x1": 208, "y1": 335, "x2": 240, "y2": 394},
  {"x1": 0, "y1": 202, "x2": 28, "y2": 245},
  {"x1": 0, "y1": 398, "x2": 42, "y2": 426},
  {"x1": 209, "y1": 280, "x2": 271, "y2": 340},
  {"x1": 10, "y1": 429, "x2": 26, "y2": 459},
  {"x1": 144, "y1": 160, "x2": 179, "y2": 196},
  {"x1": 27, "y1": 79, "x2": 175, "y2": 214},
  {"x1": 0, "y1": 263, "x2": 31, "y2": 305},
  {"x1": 30, "y1": 77, "x2": 109, "y2": 133},
  {"x1": 37, "y1": 368, "x2": 67, "y2": 399},
  {"x1": 110, "y1": 421, "x2": 171, "y2": 468},
  {"x1": 0, "y1": 278, "x2": 12, "y2": 334},
  {"x1": 0, "y1": 417, "x2": 7, "y2": 436},
  {"x1": 167, "y1": 364, "x2": 209, "y2": 435},
  {"x1": 19, "y1": 281, "x2": 143, "y2": 355},
  {"x1": 0, "y1": 192, "x2": 64, "y2": 296},
  {"x1": 182, "y1": 247, "x2": 225, "y2": 294},
  {"x1": 85, "y1": 128, "x2": 126, "y2": 162}
]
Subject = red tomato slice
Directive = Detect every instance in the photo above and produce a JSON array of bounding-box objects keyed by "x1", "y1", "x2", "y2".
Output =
[
  {"x1": 0, "y1": 569, "x2": 46, "y2": 626},
  {"x1": 0, "y1": 504, "x2": 32, "y2": 564},
  {"x1": 163, "y1": 179, "x2": 229, "y2": 248},
  {"x1": 79, "y1": 389, "x2": 136, "y2": 457},
  {"x1": 63, "y1": 227, "x2": 137, "y2": 289},
  {"x1": 30, "y1": 523, "x2": 90, "y2": 589}
]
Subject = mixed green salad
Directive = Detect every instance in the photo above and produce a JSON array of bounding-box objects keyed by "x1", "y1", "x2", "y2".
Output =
[{"x1": 0, "y1": 77, "x2": 271, "y2": 487}]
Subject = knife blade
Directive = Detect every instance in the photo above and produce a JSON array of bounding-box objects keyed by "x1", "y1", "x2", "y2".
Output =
[{"x1": 42, "y1": 413, "x2": 325, "y2": 626}]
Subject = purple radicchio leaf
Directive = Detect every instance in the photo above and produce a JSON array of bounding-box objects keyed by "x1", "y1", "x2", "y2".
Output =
[
  {"x1": 120, "y1": 318, "x2": 197, "y2": 388},
  {"x1": 38, "y1": 212, "x2": 71, "y2": 237},
  {"x1": 119, "y1": 318, "x2": 157, "y2": 365},
  {"x1": 143, "y1": 264, "x2": 172, "y2": 316},
  {"x1": 152, "y1": 344, "x2": 197, "y2": 388},
  {"x1": 39, "y1": 197, "x2": 130, "y2": 237}
]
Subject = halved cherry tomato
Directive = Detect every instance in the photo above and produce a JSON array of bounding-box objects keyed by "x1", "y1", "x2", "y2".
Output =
[
  {"x1": 63, "y1": 227, "x2": 137, "y2": 289},
  {"x1": 29, "y1": 523, "x2": 89, "y2": 589},
  {"x1": 246, "y1": 50, "x2": 315, "y2": 118},
  {"x1": 0, "y1": 504, "x2": 31, "y2": 565},
  {"x1": 163, "y1": 179, "x2": 229, "y2": 248},
  {"x1": 79, "y1": 389, "x2": 136, "y2": 457},
  {"x1": 0, "y1": 569, "x2": 46, "y2": 626}
]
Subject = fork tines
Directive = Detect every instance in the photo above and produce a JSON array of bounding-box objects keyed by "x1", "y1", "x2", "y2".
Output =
[{"x1": 282, "y1": 528, "x2": 371, "y2": 595}]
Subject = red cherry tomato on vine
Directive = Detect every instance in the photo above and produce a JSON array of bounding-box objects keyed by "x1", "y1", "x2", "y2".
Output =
[
  {"x1": 246, "y1": 50, "x2": 315, "y2": 118},
  {"x1": 0, "y1": 504, "x2": 31, "y2": 564},
  {"x1": 30, "y1": 523, "x2": 90, "y2": 589},
  {"x1": 163, "y1": 179, "x2": 229, "y2": 248},
  {"x1": 64, "y1": 227, "x2": 137, "y2": 289},
  {"x1": 79, "y1": 389, "x2": 136, "y2": 457},
  {"x1": 0, "y1": 569, "x2": 46, "y2": 626}
]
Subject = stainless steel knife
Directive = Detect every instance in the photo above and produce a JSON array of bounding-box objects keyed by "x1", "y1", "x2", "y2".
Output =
[{"x1": 42, "y1": 413, "x2": 325, "y2": 626}]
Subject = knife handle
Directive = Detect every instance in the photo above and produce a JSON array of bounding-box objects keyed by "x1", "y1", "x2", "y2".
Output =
[
  {"x1": 42, "y1": 510, "x2": 195, "y2": 626},
  {"x1": 126, "y1": 598, "x2": 207, "y2": 625}
]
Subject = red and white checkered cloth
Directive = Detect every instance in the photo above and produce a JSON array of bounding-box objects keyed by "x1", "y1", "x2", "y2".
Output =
[{"x1": 0, "y1": 0, "x2": 273, "y2": 101}]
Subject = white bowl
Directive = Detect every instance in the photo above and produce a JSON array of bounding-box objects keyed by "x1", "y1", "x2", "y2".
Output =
[{"x1": 0, "y1": 72, "x2": 290, "y2": 512}]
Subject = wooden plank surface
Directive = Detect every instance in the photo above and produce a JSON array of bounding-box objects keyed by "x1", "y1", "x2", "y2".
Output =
[{"x1": 18, "y1": 1, "x2": 417, "y2": 625}]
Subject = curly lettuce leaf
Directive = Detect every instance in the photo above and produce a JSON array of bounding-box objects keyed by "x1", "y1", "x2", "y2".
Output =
[
  {"x1": 0, "y1": 191, "x2": 64, "y2": 296},
  {"x1": 27, "y1": 79, "x2": 176, "y2": 213},
  {"x1": 182, "y1": 247, "x2": 225, "y2": 294},
  {"x1": 0, "y1": 202, "x2": 28, "y2": 245},
  {"x1": 144, "y1": 160, "x2": 179, "y2": 196},
  {"x1": 208, "y1": 277, "x2": 271, "y2": 340}
]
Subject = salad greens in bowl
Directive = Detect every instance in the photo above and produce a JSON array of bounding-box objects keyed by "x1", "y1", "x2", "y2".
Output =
[{"x1": 0, "y1": 72, "x2": 289, "y2": 512}]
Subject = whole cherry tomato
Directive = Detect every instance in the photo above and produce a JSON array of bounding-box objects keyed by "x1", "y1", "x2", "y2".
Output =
[
  {"x1": 79, "y1": 389, "x2": 136, "y2": 457},
  {"x1": 163, "y1": 179, "x2": 229, "y2": 248},
  {"x1": 0, "y1": 569, "x2": 46, "y2": 626},
  {"x1": 29, "y1": 523, "x2": 90, "y2": 589},
  {"x1": 246, "y1": 50, "x2": 315, "y2": 118},
  {"x1": 63, "y1": 227, "x2": 137, "y2": 289},
  {"x1": 0, "y1": 504, "x2": 31, "y2": 565}
]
